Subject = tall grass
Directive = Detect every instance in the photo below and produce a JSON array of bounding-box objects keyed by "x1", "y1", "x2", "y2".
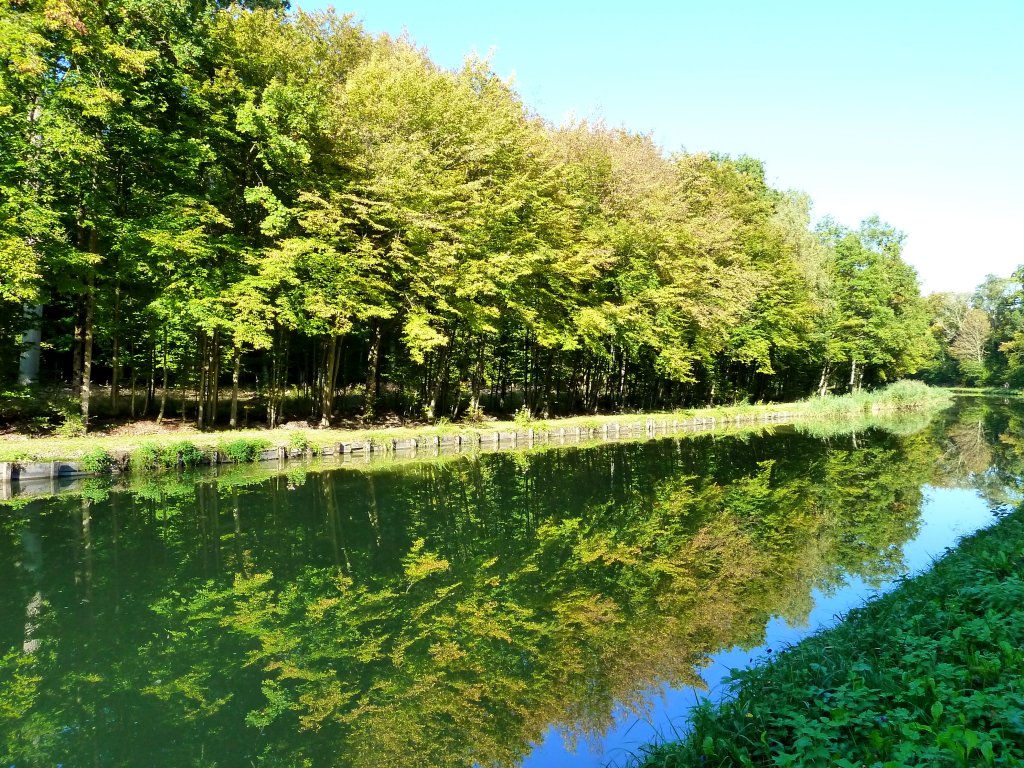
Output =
[{"x1": 799, "y1": 380, "x2": 950, "y2": 421}]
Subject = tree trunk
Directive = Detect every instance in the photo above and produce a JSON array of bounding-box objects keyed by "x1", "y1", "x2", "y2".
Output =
[
  {"x1": 17, "y1": 304, "x2": 43, "y2": 386},
  {"x1": 427, "y1": 339, "x2": 452, "y2": 421},
  {"x1": 230, "y1": 345, "x2": 241, "y2": 428},
  {"x1": 817, "y1": 362, "x2": 831, "y2": 397},
  {"x1": 158, "y1": 325, "x2": 169, "y2": 423},
  {"x1": 469, "y1": 341, "x2": 485, "y2": 416},
  {"x1": 129, "y1": 359, "x2": 137, "y2": 420},
  {"x1": 80, "y1": 277, "x2": 95, "y2": 430},
  {"x1": 320, "y1": 334, "x2": 341, "y2": 427},
  {"x1": 617, "y1": 345, "x2": 627, "y2": 409},
  {"x1": 849, "y1": 358, "x2": 857, "y2": 393},
  {"x1": 363, "y1": 322, "x2": 383, "y2": 420},
  {"x1": 72, "y1": 312, "x2": 83, "y2": 392},
  {"x1": 110, "y1": 283, "x2": 121, "y2": 413},
  {"x1": 210, "y1": 330, "x2": 221, "y2": 426},
  {"x1": 197, "y1": 333, "x2": 208, "y2": 430},
  {"x1": 537, "y1": 350, "x2": 554, "y2": 418},
  {"x1": 145, "y1": 339, "x2": 155, "y2": 416}
]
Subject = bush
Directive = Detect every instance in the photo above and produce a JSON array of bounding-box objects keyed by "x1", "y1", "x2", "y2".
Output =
[
  {"x1": 220, "y1": 437, "x2": 271, "y2": 464},
  {"x1": 288, "y1": 431, "x2": 310, "y2": 452},
  {"x1": 54, "y1": 412, "x2": 86, "y2": 438},
  {"x1": 513, "y1": 406, "x2": 534, "y2": 429},
  {"x1": 169, "y1": 441, "x2": 204, "y2": 468},
  {"x1": 131, "y1": 443, "x2": 161, "y2": 471},
  {"x1": 79, "y1": 447, "x2": 114, "y2": 473},
  {"x1": 462, "y1": 404, "x2": 486, "y2": 423},
  {"x1": 130, "y1": 440, "x2": 204, "y2": 470}
]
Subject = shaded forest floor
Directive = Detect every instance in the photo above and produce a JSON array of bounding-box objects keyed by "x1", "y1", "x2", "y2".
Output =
[{"x1": 636, "y1": 506, "x2": 1024, "y2": 768}]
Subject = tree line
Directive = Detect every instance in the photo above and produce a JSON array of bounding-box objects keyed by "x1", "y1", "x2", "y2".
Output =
[
  {"x1": 926, "y1": 269, "x2": 1024, "y2": 388},
  {"x1": 0, "y1": 0, "x2": 936, "y2": 431}
]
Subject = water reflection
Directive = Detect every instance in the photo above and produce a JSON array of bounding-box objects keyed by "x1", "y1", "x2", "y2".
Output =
[{"x1": 0, "y1": 401, "x2": 1015, "y2": 767}]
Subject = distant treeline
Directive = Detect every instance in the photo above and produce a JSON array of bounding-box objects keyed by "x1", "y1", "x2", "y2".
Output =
[
  {"x1": 1, "y1": 0, "x2": 936, "y2": 430},
  {"x1": 925, "y1": 271, "x2": 1024, "y2": 388}
]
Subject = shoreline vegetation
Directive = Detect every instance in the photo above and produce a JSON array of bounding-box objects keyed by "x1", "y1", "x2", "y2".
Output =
[
  {"x1": 0, "y1": 380, "x2": 950, "y2": 472},
  {"x1": 636, "y1": 504, "x2": 1024, "y2": 768}
]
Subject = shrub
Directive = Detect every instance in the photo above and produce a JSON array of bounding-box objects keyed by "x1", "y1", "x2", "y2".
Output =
[
  {"x1": 80, "y1": 448, "x2": 114, "y2": 473},
  {"x1": 26, "y1": 415, "x2": 51, "y2": 433},
  {"x1": 873, "y1": 379, "x2": 945, "y2": 410},
  {"x1": 462, "y1": 404, "x2": 486, "y2": 423},
  {"x1": 513, "y1": 406, "x2": 534, "y2": 429},
  {"x1": 54, "y1": 412, "x2": 86, "y2": 438},
  {"x1": 131, "y1": 440, "x2": 204, "y2": 470},
  {"x1": 221, "y1": 437, "x2": 271, "y2": 464},
  {"x1": 167, "y1": 441, "x2": 204, "y2": 468},
  {"x1": 288, "y1": 431, "x2": 310, "y2": 452},
  {"x1": 131, "y1": 443, "x2": 161, "y2": 471}
]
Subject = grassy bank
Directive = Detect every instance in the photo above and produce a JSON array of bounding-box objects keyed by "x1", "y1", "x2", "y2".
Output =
[
  {"x1": 638, "y1": 506, "x2": 1024, "y2": 768},
  {"x1": 0, "y1": 380, "x2": 950, "y2": 468},
  {"x1": 947, "y1": 386, "x2": 1024, "y2": 399}
]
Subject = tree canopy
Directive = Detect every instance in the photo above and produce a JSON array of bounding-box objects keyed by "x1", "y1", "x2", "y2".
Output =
[{"x1": 0, "y1": 1, "x2": 935, "y2": 431}]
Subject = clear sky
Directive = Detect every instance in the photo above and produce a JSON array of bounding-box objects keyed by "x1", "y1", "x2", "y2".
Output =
[{"x1": 296, "y1": 0, "x2": 1024, "y2": 295}]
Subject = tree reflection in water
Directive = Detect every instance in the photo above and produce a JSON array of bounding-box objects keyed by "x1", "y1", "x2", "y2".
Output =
[{"x1": 1, "y1": 404, "x2": 1011, "y2": 767}]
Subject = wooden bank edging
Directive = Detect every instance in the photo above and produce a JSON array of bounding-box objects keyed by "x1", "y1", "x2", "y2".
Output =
[{"x1": 0, "y1": 411, "x2": 799, "y2": 493}]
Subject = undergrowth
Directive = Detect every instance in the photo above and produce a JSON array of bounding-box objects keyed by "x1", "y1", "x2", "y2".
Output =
[
  {"x1": 219, "y1": 437, "x2": 271, "y2": 463},
  {"x1": 130, "y1": 440, "x2": 205, "y2": 471}
]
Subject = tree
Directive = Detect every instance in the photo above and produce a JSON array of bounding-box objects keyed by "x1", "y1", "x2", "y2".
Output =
[
  {"x1": 950, "y1": 308, "x2": 991, "y2": 384},
  {"x1": 815, "y1": 218, "x2": 934, "y2": 392}
]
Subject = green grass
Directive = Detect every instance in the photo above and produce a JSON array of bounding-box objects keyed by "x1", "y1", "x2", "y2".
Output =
[
  {"x1": 948, "y1": 386, "x2": 1024, "y2": 399},
  {"x1": 0, "y1": 382, "x2": 952, "y2": 466},
  {"x1": 637, "y1": 507, "x2": 1024, "y2": 768}
]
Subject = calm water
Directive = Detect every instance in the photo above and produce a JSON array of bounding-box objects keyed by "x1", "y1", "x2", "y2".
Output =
[{"x1": 1, "y1": 397, "x2": 1019, "y2": 767}]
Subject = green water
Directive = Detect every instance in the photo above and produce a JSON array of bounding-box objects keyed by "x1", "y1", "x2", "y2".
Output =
[{"x1": 0, "y1": 399, "x2": 1017, "y2": 767}]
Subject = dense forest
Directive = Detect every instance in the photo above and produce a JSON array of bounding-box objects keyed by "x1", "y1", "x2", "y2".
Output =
[{"x1": 1, "y1": 0, "x2": 941, "y2": 433}]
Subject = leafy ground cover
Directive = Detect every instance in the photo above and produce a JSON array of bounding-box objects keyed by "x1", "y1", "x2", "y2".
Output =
[{"x1": 639, "y1": 504, "x2": 1024, "y2": 767}]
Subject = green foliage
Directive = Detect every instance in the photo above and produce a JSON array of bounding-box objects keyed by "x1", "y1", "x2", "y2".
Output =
[
  {"x1": 79, "y1": 447, "x2": 114, "y2": 473},
  {"x1": 171, "y1": 442, "x2": 205, "y2": 469},
  {"x1": 0, "y1": 0, "x2": 938, "y2": 428},
  {"x1": 131, "y1": 440, "x2": 204, "y2": 470},
  {"x1": 53, "y1": 412, "x2": 86, "y2": 438},
  {"x1": 513, "y1": 406, "x2": 535, "y2": 429},
  {"x1": 220, "y1": 437, "x2": 271, "y2": 464},
  {"x1": 638, "y1": 506, "x2": 1024, "y2": 768},
  {"x1": 288, "y1": 431, "x2": 310, "y2": 452},
  {"x1": 130, "y1": 443, "x2": 161, "y2": 471}
]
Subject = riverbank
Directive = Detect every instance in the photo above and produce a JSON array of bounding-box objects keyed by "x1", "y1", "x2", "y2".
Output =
[
  {"x1": 637, "y1": 504, "x2": 1024, "y2": 768},
  {"x1": 0, "y1": 381, "x2": 950, "y2": 473},
  {"x1": 948, "y1": 386, "x2": 1024, "y2": 398}
]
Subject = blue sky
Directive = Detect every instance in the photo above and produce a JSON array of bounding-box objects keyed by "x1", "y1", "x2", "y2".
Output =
[{"x1": 296, "y1": 0, "x2": 1024, "y2": 294}]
